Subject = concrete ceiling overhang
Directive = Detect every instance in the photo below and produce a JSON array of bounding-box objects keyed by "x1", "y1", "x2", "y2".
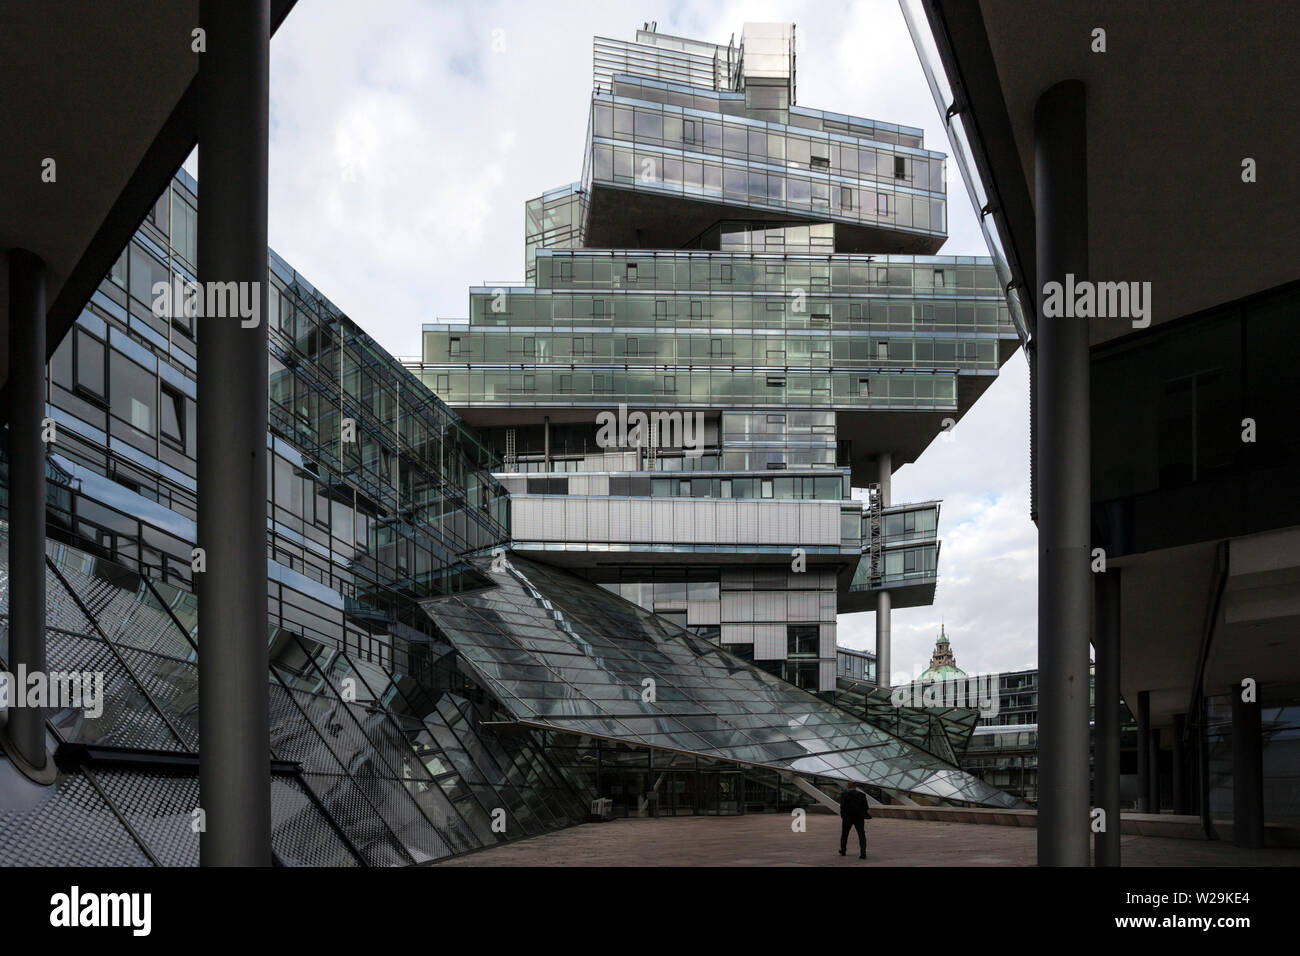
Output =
[
  {"x1": 929, "y1": 0, "x2": 1300, "y2": 347},
  {"x1": 0, "y1": 0, "x2": 297, "y2": 411},
  {"x1": 1110, "y1": 524, "x2": 1300, "y2": 734}
]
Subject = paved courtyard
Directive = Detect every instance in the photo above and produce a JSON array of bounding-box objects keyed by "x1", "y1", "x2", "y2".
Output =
[{"x1": 436, "y1": 813, "x2": 1300, "y2": 867}]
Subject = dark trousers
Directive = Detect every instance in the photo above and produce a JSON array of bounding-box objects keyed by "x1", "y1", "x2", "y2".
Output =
[{"x1": 840, "y1": 817, "x2": 866, "y2": 855}]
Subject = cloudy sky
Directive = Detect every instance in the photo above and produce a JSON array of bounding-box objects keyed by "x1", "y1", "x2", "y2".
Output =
[{"x1": 210, "y1": 0, "x2": 1037, "y2": 678}]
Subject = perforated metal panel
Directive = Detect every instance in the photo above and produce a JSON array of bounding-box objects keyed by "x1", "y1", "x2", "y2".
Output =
[
  {"x1": 92, "y1": 769, "x2": 200, "y2": 867},
  {"x1": 271, "y1": 776, "x2": 363, "y2": 867},
  {"x1": 0, "y1": 762, "x2": 151, "y2": 867}
]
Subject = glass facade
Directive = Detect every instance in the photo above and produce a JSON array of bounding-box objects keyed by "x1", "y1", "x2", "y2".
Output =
[{"x1": 422, "y1": 554, "x2": 1023, "y2": 807}]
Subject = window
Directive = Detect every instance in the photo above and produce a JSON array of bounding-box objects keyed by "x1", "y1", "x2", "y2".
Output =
[
  {"x1": 558, "y1": 374, "x2": 572, "y2": 392},
  {"x1": 683, "y1": 120, "x2": 696, "y2": 143},
  {"x1": 877, "y1": 267, "x2": 889, "y2": 285},
  {"x1": 678, "y1": 479, "x2": 690, "y2": 496},
  {"x1": 720, "y1": 479, "x2": 732, "y2": 498},
  {"x1": 449, "y1": 337, "x2": 461, "y2": 356},
  {"x1": 840, "y1": 186, "x2": 854, "y2": 210},
  {"x1": 787, "y1": 624, "x2": 819, "y2": 656},
  {"x1": 626, "y1": 337, "x2": 638, "y2": 355},
  {"x1": 655, "y1": 301, "x2": 668, "y2": 319},
  {"x1": 690, "y1": 301, "x2": 704, "y2": 320},
  {"x1": 110, "y1": 249, "x2": 127, "y2": 289},
  {"x1": 522, "y1": 373, "x2": 535, "y2": 391},
  {"x1": 720, "y1": 263, "x2": 732, "y2": 283},
  {"x1": 110, "y1": 350, "x2": 157, "y2": 435},
  {"x1": 558, "y1": 260, "x2": 572, "y2": 281},
  {"x1": 593, "y1": 299, "x2": 606, "y2": 318},
  {"x1": 74, "y1": 329, "x2": 107, "y2": 401},
  {"x1": 858, "y1": 377, "x2": 870, "y2": 397},
  {"x1": 573, "y1": 337, "x2": 584, "y2": 355},
  {"x1": 894, "y1": 155, "x2": 907, "y2": 179},
  {"x1": 626, "y1": 263, "x2": 638, "y2": 283},
  {"x1": 761, "y1": 479, "x2": 774, "y2": 499},
  {"x1": 160, "y1": 385, "x2": 185, "y2": 446},
  {"x1": 877, "y1": 342, "x2": 889, "y2": 360},
  {"x1": 766, "y1": 375, "x2": 786, "y2": 388},
  {"x1": 878, "y1": 193, "x2": 890, "y2": 215},
  {"x1": 663, "y1": 375, "x2": 676, "y2": 393},
  {"x1": 710, "y1": 338, "x2": 723, "y2": 356},
  {"x1": 435, "y1": 374, "x2": 449, "y2": 393},
  {"x1": 934, "y1": 269, "x2": 945, "y2": 288}
]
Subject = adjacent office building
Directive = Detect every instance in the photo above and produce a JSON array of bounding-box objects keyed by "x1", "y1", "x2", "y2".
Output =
[
  {"x1": 902, "y1": 0, "x2": 1300, "y2": 860},
  {"x1": 411, "y1": 21, "x2": 1024, "y2": 694}
]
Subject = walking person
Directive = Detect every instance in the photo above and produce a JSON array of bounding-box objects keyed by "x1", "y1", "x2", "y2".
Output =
[{"x1": 838, "y1": 780, "x2": 869, "y2": 859}]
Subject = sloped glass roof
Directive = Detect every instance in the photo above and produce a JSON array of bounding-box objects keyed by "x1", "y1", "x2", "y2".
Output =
[{"x1": 421, "y1": 555, "x2": 1024, "y2": 808}]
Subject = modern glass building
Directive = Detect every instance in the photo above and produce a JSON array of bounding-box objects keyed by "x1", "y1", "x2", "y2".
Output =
[
  {"x1": 410, "y1": 22, "x2": 1022, "y2": 693},
  {"x1": 0, "y1": 19, "x2": 1026, "y2": 868}
]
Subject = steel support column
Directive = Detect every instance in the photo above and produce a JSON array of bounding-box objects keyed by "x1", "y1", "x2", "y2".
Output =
[
  {"x1": 875, "y1": 452, "x2": 891, "y2": 689},
  {"x1": 1034, "y1": 79, "x2": 1091, "y2": 866},
  {"x1": 1172, "y1": 712, "x2": 1188, "y2": 814},
  {"x1": 4, "y1": 249, "x2": 49, "y2": 777},
  {"x1": 1230, "y1": 686, "x2": 1265, "y2": 848},
  {"x1": 1136, "y1": 690, "x2": 1151, "y2": 813},
  {"x1": 1093, "y1": 568, "x2": 1120, "y2": 865},
  {"x1": 196, "y1": 0, "x2": 272, "y2": 867}
]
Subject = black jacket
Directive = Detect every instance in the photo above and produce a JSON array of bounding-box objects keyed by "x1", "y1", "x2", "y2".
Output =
[{"x1": 840, "y1": 788, "x2": 869, "y2": 821}]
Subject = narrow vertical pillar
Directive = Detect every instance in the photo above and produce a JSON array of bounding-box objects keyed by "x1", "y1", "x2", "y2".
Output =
[
  {"x1": 1093, "y1": 569, "x2": 1120, "y2": 866},
  {"x1": 1136, "y1": 690, "x2": 1150, "y2": 813},
  {"x1": 196, "y1": 0, "x2": 271, "y2": 867},
  {"x1": 543, "y1": 415, "x2": 550, "y2": 471},
  {"x1": 875, "y1": 451, "x2": 891, "y2": 688},
  {"x1": 5, "y1": 249, "x2": 50, "y2": 778},
  {"x1": 877, "y1": 451, "x2": 891, "y2": 506},
  {"x1": 1148, "y1": 729, "x2": 1161, "y2": 812},
  {"x1": 875, "y1": 590, "x2": 891, "y2": 689},
  {"x1": 1230, "y1": 686, "x2": 1264, "y2": 848},
  {"x1": 1172, "y1": 713, "x2": 1187, "y2": 814},
  {"x1": 1035, "y1": 79, "x2": 1091, "y2": 867}
]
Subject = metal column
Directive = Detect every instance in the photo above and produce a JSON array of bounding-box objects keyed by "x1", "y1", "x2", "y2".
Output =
[
  {"x1": 875, "y1": 452, "x2": 891, "y2": 688},
  {"x1": 1230, "y1": 686, "x2": 1265, "y2": 848},
  {"x1": 1093, "y1": 568, "x2": 1120, "y2": 866},
  {"x1": 1034, "y1": 79, "x2": 1091, "y2": 867},
  {"x1": 1148, "y1": 729, "x2": 1161, "y2": 812},
  {"x1": 1172, "y1": 713, "x2": 1188, "y2": 814},
  {"x1": 1136, "y1": 690, "x2": 1150, "y2": 813},
  {"x1": 4, "y1": 249, "x2": 50, "y2": 778},
  {"x1": 196, "y1": 0, "x2": 272, "y2": 866}
]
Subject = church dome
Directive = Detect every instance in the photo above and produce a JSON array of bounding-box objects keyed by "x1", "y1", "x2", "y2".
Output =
[{"x1": 919, "y1": 623, "x2": 967, "y2": 681}]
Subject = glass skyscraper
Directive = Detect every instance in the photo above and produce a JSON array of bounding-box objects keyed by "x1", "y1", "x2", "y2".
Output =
[{"x1": 411, "y1": 22, "x2": 1022, "y2": 692}]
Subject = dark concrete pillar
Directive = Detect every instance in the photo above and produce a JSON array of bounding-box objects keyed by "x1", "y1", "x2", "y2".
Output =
[
  {"x1": 196, "y1": 0, "x2": 271, "y2": 867},
  {"x1": 1230, "y1": 686, "x2": 1265, "y2": 849},
  {"x1": 4, "y1": 249, "x2": 49, "y2": 777},
  {"x1": 875, "y1": 590, "x2": 891, "y2": 689},
  {"x1": 1093, "y1": 569, "x2": 1120, "y2": 866},
  {"x1": 1034, "y1": 79, "x2": 1091, "y2": 867},
  {"x1": 875, "y1": 452, "x2": 891, "y2": 689},
  {"x1": 1172, "y1": 712, "x2": 1188, "y2": 814},
  {"x1": 1136, "y1": 690, "x2": 1150, "y2": 813},
  {"x1": 1148, "y1": 729, "x2": 1161, "y2": 812}
]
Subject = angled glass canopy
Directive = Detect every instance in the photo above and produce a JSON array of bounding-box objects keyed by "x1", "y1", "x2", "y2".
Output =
[{"x1": 421, "y1": 555, "x2": 1024, "y2": 808}]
